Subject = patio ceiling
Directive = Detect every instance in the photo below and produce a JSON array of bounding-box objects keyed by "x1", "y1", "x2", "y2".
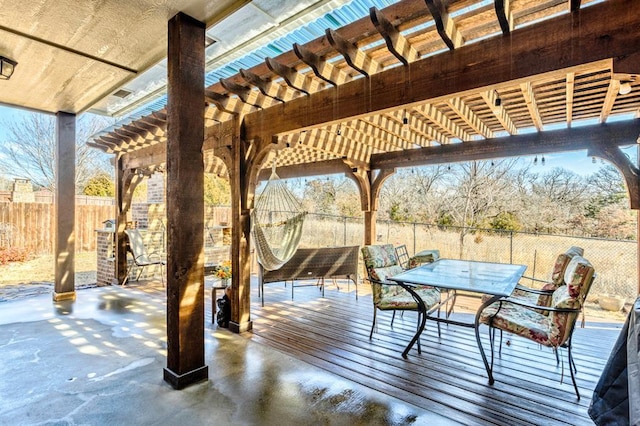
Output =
[
  {"x1": 0, "y1": 0, "x2": 351, "y2": 115},
  {"x1": 90, "y1": 0, "x2": 640, "y2": 177}
]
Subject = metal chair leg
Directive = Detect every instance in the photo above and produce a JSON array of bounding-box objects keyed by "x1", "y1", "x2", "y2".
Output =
[
  {"x1": 369, "y1": 309, "x2": 378, "y2": 339},
  {"x1": 567, "y1": 343, "x2": 581, "y2": 400},
  {"x1": 390, "y1": 310, "x2": 396, "y2": 327}
]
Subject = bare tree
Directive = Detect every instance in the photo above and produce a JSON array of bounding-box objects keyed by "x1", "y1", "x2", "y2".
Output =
[
  {"x1": 527, "y1": 167, "x2": 590, "y2": 233},
  {"x1": 442, "y1": 159, "x2": 520, "y2": 257},
  {"x1": 0, "y1": 112, "x2": 113, "y2": 190}
]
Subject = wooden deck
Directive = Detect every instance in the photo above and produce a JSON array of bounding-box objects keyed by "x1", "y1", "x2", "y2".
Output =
[{"x1": 244, "y1": 279, "x2": 622, "y2": 425}]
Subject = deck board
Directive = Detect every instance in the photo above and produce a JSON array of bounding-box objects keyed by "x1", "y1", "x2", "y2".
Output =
[{"x1": 219, "y1": 279, "x2": 621, "y2": 425}]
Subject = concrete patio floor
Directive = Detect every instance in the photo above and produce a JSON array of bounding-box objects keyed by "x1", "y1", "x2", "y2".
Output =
[{"x1": 0, "y1": 282, "x2": 454, "y2": 426}]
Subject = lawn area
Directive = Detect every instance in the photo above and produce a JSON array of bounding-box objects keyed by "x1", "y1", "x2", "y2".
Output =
[{"x1": 0, "y1": 251, "x2": 97, "y2": 286}]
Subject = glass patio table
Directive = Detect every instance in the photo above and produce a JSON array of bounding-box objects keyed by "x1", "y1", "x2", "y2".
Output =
[{"x1": 390, "y1": 258, "x2": 527, "y2": 384}]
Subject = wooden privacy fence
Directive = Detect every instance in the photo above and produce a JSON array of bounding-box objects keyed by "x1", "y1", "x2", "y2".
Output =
[{"x1": 0, "y1": 202, "x2": 115, "y2": 253}]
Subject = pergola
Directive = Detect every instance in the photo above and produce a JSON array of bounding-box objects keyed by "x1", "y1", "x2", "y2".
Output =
[{"x1": 3, "y1": 0, "x2": 640, "y2": 389}]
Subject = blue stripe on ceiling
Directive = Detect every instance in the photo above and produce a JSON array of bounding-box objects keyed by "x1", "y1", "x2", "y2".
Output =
[{"x1": 124, "y1": 0, "x2": 400, "y2": 121}]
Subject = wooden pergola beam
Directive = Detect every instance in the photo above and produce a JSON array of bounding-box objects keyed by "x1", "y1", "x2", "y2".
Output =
[
  {"x1": 220, "y1": 78, "x2": 269, "y2": 108},
  {"x1": 520, "y1": 82, "x2": 544, "y2": 131},
  {"x1": 239, "y1": 68, "x2": 287, "y2": 103},
  {"x1": 495, "y1": 0, "x2": 514, "y2": 35},
  {"x1": 370, "y1": 7, "x2": 419, "y2": 66},
  {"x1": 425, "y1": 0, "x2": 463, "y2": 50},
  {"x1": 447, "y1": 97, "x2": 494, "y2": 139},
  {"x1": 244, "y1": 0, "x2": 640, "y2": 141},
  {"x1": 265, "y1": 57, "x2": 313, "y2": 95},
  {"x1": 570, "y1": 0, "x2": 582, "y2": 12},
  {"x1": 325, "y1": 28, "x2": 379, "y2": 77},
  {"x1": 293, "y1": 43, "x2": 350, "y2": 86},
  {"x1": 370, "y1": 120, "x2": 640, "y2": 169},
  {"x1": 482, "y1": 89, "x2": 517, "y2": 135},
  {"x1": 599, "y1": 79, "x2": 620, "y2": 123},
  {"x1": 566, "y1": 72, "x2": 575, "y2": 127},
  {"x1": 256, "y1": 158, "x2": 353, "y2": 181}
]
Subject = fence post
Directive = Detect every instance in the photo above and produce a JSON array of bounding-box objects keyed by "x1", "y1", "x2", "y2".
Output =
[
  {"x1": 343, "y1": 217, "x2": 347, "y2": 246},
  {"x1": 413, "y1": 222, "x2": 417, "y2": 254},
  {"x1": 510, "y1": 231, "x2": 513, "y2": 264}
]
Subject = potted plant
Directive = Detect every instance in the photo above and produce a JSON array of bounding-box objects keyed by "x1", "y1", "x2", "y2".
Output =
[{"x1": 216, "y1": 260, "x2": 232, "y2": 286}]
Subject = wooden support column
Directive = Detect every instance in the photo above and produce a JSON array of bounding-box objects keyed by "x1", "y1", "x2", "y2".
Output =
[
  {"x1": 163, "y1": 12, "x2": 208, "y2": 390},
  {"x1": 53, "y1": 112, "x2": 76, "y2": 302},
  {"x1": 229, "y1": 116, "x2": 253, "y2": 334},
  {"x1": 114, "y1": 162, "x2": 143, "y2": 285},
  {"x1": 357, "y1": 168, "x2": 394, "y2": 246}
]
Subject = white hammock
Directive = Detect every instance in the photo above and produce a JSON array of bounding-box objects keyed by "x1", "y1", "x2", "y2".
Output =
[{"x1": 251, "y1": 168, "x2": 306, "y2": 271}]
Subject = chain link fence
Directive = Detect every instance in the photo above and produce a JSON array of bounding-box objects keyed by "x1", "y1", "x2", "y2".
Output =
[{"x1": 297, "y1": 214, "x2": 638, "y2": 301}]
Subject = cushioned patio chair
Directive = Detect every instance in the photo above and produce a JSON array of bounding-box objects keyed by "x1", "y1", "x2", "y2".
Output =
[
  {"x1": 510, "y1": 246, "x2": 584, "y2": 309},
  {"x1": 478, "y1": 255, "x2": 596, "y2": 399},
  {"x1": 395, "y1": 245, "x2": 411, "y2": 270},
  {"x1": 361, "y1": 244, "x2": 442, "y2": 351},
  {"x1": 124, "y1": 229, "x2": 166, "y2": 286}
]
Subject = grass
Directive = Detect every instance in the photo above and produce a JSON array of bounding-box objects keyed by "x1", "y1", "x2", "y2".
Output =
[{"x1": 0, "y1": 251, "x2": 97, "y2": 286}]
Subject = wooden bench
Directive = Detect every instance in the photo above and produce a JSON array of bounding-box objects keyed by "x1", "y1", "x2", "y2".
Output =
[{"x1": 258, "y1": 246, "x2": 360, "y2": 306}]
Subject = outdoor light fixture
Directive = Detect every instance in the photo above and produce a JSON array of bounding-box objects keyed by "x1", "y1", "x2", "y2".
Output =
[
  {"x1": 0, "y1": 56, "x2": 17, "y2": 80},
  {"x1": 336, "y1": 124, "x2": 341, "y2": 136},
  {"x1": 619, "y1": 82, "x2": 632, "y2": 95}
]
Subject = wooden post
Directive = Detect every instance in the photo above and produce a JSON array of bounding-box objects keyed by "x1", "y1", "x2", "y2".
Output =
[
  {"x1": 364, "y1": 210, "x2": 377, "y2": 246},
  {"x1": 228, "y1": 117, "x2": 253, "y2": 333},
  {"x1": 364, "y1": 169, "x2": 395, "y2": 246},
  {"x1": 163, "y1": 12, "x2": 208, "y2": 390},
  {"x1": 53, "y1": 112, "x2": 76, "y2": 301},
  {"x1": 114, "y1": 158, "x2": 128, "y2": 285}
]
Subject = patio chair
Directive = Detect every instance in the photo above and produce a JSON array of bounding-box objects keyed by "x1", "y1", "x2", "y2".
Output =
[
  {"x1": 395, "y1": 245, "x2": 411, "y2": 269},
  {"x1": 124, "y1": 229, "x2": 166, "y2": 286},
  {"x1": 478, "y1": 255, "x2": 596, "y2": 399},
  {"x1": 361, "y1": 244, "x2": 442, "y2": 351},
  {"x1": 511, "y1": 246, "x2": 584, "y2": 308}
]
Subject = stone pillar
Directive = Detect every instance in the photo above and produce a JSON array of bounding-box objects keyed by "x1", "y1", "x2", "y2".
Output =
[
  {"x1": 54, "y1": 112, "x2": 76, "y2": 301},
  {"x1": 163, "y1": 12, "x2": 208, "y2": 390}
]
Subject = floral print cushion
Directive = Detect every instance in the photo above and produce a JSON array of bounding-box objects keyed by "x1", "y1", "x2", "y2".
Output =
[
  {"x1": 563, "y1": 256, "x2": 594, "y2": 299},
  {"x1": 376, "y1": 285, "x2": 441, "y2": 310},
  {"x1": 479, "y1": 301, "x2": 560, "y2": 347},
  {"x1": 361, "y1": 244, "x2": 398, "y2": 270},
  {"x1": 362, "y1": 245, "x2": 441, "y2": 310},
  {"x1": 550, "y1": 246, "x2": 583, "y2": 286},
  {"x1": 480, "y1": 256, "x2": 594, "y2": 349},
  {"x1": 505, "y1": 246, "x2": 585, "y2": 308}
]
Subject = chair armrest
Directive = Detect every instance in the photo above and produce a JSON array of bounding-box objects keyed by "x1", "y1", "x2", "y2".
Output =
[
  {"x1": 514, "y1": 284, "x2": 555, "y2": 295},
  {"x1": 520, "y1": 275, "x2": 548, "y2": 283},
  {"x1": 366, "y1": 277, "x2": 403, "y2": 287},
  {"x1": 496, "y1": 297, "x2": 581, "y2": 314}
]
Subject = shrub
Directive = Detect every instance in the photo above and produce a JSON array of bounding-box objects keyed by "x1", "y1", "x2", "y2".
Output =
[{"x1": 0, "y1": 247, "x2": 30, "y2": 265}]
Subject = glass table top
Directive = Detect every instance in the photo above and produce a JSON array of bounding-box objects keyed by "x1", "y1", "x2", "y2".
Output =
[{"x1": 390, "y1": 259, "x2": 527, "y2": 297}]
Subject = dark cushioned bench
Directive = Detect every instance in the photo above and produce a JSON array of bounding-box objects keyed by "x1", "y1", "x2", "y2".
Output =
[{"x1": 258, "y1": 246, "x2": 360, "y2": 306}]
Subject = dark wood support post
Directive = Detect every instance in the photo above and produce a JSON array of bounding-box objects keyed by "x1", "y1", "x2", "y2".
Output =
[
  {"x1": 53, "y1": 112, "x2": 76, "y2": 302},
  {"x1": 229, "y1": 116, "x2": 253, "y2": 333},
  {"x1": 115, "y1": 160, "x2": 128, "y2": 285},
  {"x1": 163, "y1": 12, "x2": 208, "y2": 390}
]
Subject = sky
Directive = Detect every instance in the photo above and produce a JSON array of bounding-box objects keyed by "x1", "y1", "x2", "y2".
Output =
[{"x1": 0, "y1": 104, "x2": 637, "y2": 179}]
